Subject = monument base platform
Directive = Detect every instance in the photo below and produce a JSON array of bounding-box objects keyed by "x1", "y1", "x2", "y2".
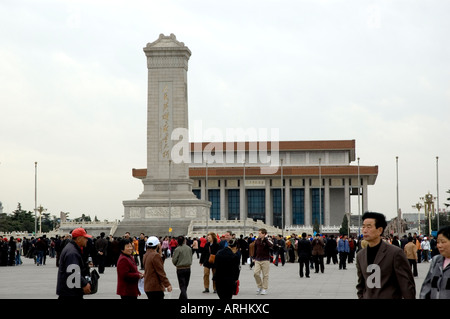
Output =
[{"x1": 121, "y1": 198, "x2": 210, "y2": 237}]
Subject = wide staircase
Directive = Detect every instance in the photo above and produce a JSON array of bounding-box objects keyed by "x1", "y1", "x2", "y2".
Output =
[{"x1": 112, "y1": 219, "x2": 193, "y2": 238}]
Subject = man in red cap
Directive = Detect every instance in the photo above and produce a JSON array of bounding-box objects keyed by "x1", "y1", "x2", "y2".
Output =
[{"x1": 56, "y1": 228, "x2": 93, "y2": 299}]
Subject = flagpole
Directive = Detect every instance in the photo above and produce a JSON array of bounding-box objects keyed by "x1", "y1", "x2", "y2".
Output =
[
  {"x1": 34, "y1": 162, "x2": 38, "y2": 235},
  {"x1": 396, "y1": 156, "x2": 400, "y2": 236},
  {"x1": 436, "y1": 156, "x2": 440, "y2": 231}
]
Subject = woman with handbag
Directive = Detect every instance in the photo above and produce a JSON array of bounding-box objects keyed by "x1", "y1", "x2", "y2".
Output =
[{"x1": 199, "y1": 232, "x2": 219, "y2": 293}]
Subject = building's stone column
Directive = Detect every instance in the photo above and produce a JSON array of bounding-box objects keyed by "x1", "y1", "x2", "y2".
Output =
[
  {"x1": 220, "y1": 179, "x2": 226, "y2": 220},
  {"x1": 304, "y1": 179, "x2": 311, "y2": 226},
  {"x1": 362, "y1": 177, "x2": 368, "y2": 213},
  {"x1": 201, "y1": 178, "x2": 206, "y2": 201},
  {"x1": 284, "y1": 178, "x2": 291, "y2": 228},
  {"x1": 344, "y1": 178, "x2": 350, "y2": 215},
  {"x1": 324, "y1": 179, "x2": 330, "y2": 226},
  {"x1": 265, "y1": 179, "x2": 272, "y2": 226},
  {"x1": 240, "y1": 178, "x2": 246, "y2": 221}
]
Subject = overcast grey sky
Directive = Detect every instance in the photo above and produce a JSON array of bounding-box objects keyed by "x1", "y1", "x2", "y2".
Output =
[{"x1": 1, "y1": 0, "x2": 449, "y2": 223}]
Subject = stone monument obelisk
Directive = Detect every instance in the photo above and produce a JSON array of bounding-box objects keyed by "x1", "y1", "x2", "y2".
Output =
[{"x1": 121, "y1": 34, "x2": 210, "y2": 236}]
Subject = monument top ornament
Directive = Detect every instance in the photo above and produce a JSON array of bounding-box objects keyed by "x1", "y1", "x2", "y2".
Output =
[
  {"x1": 145, "y1": 33, "x2": 191, "y2": 51},
  {"x1": 143, "y1": 33, "x2": 191, "y2": 70}
]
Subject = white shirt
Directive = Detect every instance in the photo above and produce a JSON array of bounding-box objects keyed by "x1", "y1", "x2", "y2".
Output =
[{"x1": 421, "y1": 240, "x2": 430, "y2": 250}]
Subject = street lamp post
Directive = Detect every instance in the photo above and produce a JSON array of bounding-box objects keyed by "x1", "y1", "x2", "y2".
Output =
[
  {"x1": 37, "y1": 205, "x2": 47, "y2": 235},
  {"x1": 396, "y1": 156, "x2": 401, "y2": 236},
  {"x1": 34, "y1": 162, "x2": 38, "y2": 235},
  {"x1": 421, "y1": 193, "x2": 435, "y2": 236},
  {"x1": 436, "y1": 156, "x2": 440, "y2": 231},
  {"x1": 412, "y1": 202, "x2": 423, "y2": 234}
]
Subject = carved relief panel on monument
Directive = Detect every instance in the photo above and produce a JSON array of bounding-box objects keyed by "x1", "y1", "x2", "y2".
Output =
[
  {"x1": 159, "y1": 81, "x2": 173, "y2": 161},
  {"x1": 145, "y1": 206, "x2": 181, "y2": 218},
  {"x1": 129, "y1": 207, "x2": 141, "y2": 219}
]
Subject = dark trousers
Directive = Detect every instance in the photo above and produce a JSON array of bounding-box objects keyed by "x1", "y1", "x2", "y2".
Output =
[
  {"x1": 326, "y1": 252, "x2": 338, "y2": 264},
  {"x1": 313, "y1": 255, "x2": 324, "y2": 273},
  {"x1": 192, "y1": 249, "x2": 200, "y2": 259},
  {"x1": 139, "y1": 252, "x2": 144, "y2": 270},
  {"x1": 408, "y1": 259, "x2": 418, "y2": 277},
  {"x1": 288, "y1": 248, "x2": 296, "y2": 263},
  {"x1": 56, "y1": 252, "x2": 61, "y2": 267},
  {"x1": 299, "y1": 256, "x2": 310, "y2": 277},
  {"x1": 348, "y1": 250, "x2": 355, "y2": 263},
  {"x1": 145, "y1": 291, "x2": 164, "y2": 300},
  {"x1": 176, "y1": 268, "x2": 191, "y2": 299},
  {"x1": 275, "y1": 250, "x2": 285, "y2": 266},
  {"x1": 97, "y1": 254, "x2": 106, "y2": 274},
  {"x1": 241, "y1": 250, "x2": 249, "y2": 265},
  {"x1": 36, "y1": 250, "x2": 44, "y2": 265},
  {"x1": 417, "y1": 250, "x2": 422, "y2": 263},
  {"x1": 339, "y1": 252, "x2": 348, "y2": 269}
]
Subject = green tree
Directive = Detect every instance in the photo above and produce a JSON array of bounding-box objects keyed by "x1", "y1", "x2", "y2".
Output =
[
  {"x1": 0, "y1": 212, "x2": 12, "y2": 232},
  {"x1": 73, "y1": 214, "x2": 91, "y2": 223},
  {"x1": 340, "y1": 214, "x2": 349, "y2": 236},
  {"x1": 0, "y1": 203, "x2": 35, "y2": 232},
  {"x1": 431, "y1": 211, "x2": 450, "y2": 231},
  {"x1": 313, "y1": 218, "x2": 320, "y2": 234}
]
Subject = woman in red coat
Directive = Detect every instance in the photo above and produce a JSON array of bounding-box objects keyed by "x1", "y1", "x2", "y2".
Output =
[{"x1": 116, "y1": 238, "x2": 144, "y2": 299}]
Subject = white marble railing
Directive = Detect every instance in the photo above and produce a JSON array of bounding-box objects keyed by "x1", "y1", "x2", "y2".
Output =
[
  {"x1": 0, "y1": 231, "x2": 33, "y2": 238},
  {"x1": 1, "y1": 220, "x2": 121, "y2": 238},
  {"x1": 59, "y1": 220, "x2": 119, "y2": 226},
  {"x1": 187, "y1": 219, "x2": 361, "y2": 238},
  {"x1": 285, "y1": 224, "x2": 361, "y2": 234}
]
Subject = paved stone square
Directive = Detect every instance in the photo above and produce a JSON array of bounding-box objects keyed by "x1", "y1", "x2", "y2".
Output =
[{"x1": 0, "y1": 254, "x2": 430, "y2": 299}]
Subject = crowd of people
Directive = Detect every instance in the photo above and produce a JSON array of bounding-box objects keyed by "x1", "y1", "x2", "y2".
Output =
[
  {"x1": 0, "y1": 232, "x2": 141, "y2": 269},
  {"x1": 0, "y1": 234, "x2": 59, "y2": 267},
  {"x1": 2, "y1": 215, "x2": 450, "y2": 300}
]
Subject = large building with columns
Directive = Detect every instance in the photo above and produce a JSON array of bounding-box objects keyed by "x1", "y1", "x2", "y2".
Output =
[{"x1": 132, "y1": 139, "x2": 378, "y2": 228}]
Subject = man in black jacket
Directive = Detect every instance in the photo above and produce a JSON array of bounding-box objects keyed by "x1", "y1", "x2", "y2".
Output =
[
  {"x1": 214, "y1": 239, "x2": 241, "y2": 299},
  {"x1": 56, "y1": 228, "x2": 93, "y2": 299},
  {"x1": 95, "y1": 232, "x2": 108, "y2": 274},
  {"x1": 238, "y1": 235, "x2": 249, "y2": 266},
  {"x1": 297, "y1": 233, "x2": 312, "y2": 278},
  {"x1": 138, "y1": 233, "x2": 146, "y2": 270},
  {"x1": 325, "y1": 235, "x2": 338, "y2": 265},
  {"x1": 274, "y1": 235, "x2": 286, "y2": 266},
  {"x1": 35, "y1": 236, "x2": 48, "y2": 266}
]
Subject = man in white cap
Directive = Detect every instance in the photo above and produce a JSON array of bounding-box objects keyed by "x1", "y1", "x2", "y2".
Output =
[
  {"x1": 143, "y1": 236, "x2": 172, "y2": 300},
  {"x1": 421, "y1": 237, "x2": 431, "y2": 262},
  {"x1": 56, "y1": 228, "x2": 93, "y2": 299}
]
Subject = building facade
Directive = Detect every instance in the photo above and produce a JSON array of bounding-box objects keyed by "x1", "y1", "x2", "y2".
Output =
[{"x1": 132, "y1": 139, "x2": 378, "y2": 228}]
